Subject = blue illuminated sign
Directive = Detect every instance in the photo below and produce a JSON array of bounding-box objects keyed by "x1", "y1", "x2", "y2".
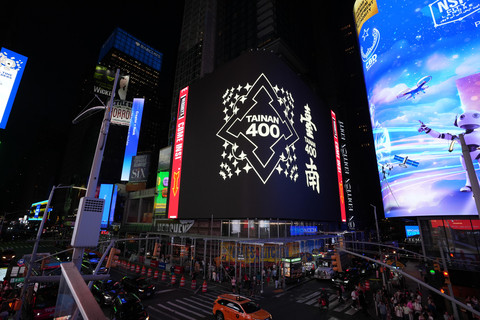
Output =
[
  {"x1": 99, "y1": 184, "x2": 113, "y2": 229},
  {"x1": 290, "y1": 226, "x2": 317, "y2": 236},
  {"x1": 121, "y1": 98, "x2": 144, "y2": 181},
  {"x1": 405, "y1": 225, "x2": 420, "y2": 237},
  {"x1": 354, "y1": 0, "x2": 480, "y2": 218},
  {"x1": 109, "y1": 185, "x2": 118, "y2": 226},
  {"x1": 0, "y1": 48, "x2": 27, "y2": 129}
]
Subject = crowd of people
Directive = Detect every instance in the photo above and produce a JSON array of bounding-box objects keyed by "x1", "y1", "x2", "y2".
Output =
[{"x1": 370, "y1": 286, "x2": 453, "y2": 320}]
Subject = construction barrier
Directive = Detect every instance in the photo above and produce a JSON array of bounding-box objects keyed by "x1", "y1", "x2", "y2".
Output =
[
  {"x1": 171, "y1": 274, "x2": 177, "y2": 286},
  {"x1": 161, "y1": 271, "x2": 167, "y2": 281},
  {"x1": 147, "y1": 268, "x2": 152, "y2": 278},
  {"x1": 202, "y1": 280, "x2": 207, "y2": 293},
  {"x1": 180, "y1": 276, "x2": 185, "y2": 287},
  {"x1": 136, "y1": 265, "x2": 140, "y2": 274},
  {"x1": 365, "y1": 280, "x2": 370, "y2": 291},
  {"x1": 191, "y1": 279, "x2": 197, "y2": 289},
  {"x1": 130, "y1": 264, "x2": 135, "y2": 272},
  {"x1": 141, "y1": 266, "x2": 146, "y2": 276},
  {"x1": 154, "y1": 269, "x2": 159, "y2": 279}
]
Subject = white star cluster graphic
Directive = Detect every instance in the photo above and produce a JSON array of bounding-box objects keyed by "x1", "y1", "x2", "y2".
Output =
[{"x1": 218, "y1": 74, "x2": 299, "y2": 184}]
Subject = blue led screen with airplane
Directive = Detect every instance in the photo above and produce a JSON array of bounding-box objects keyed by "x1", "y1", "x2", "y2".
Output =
[{"x1": 354, "y1": 0, "x2": 480, "y2": 217}]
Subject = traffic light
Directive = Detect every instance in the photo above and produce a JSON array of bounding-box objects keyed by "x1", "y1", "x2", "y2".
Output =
[
  {"x1": 331, "y1": 252, "x2": 342, "y2": 272},
  {"x1": 443, "y1": 270, "x2": 450, "y2": 285},
  {"x1": 106, "y1": 248, "x2": 121, "y2": 268}
]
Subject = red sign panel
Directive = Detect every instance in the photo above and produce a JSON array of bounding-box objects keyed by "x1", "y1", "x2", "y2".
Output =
[
  {"x1": 331, "y1": 110, "x2": 346, "y2": 222},
  {"x1": 168, "y1": 87, "x2": 189, "y2": 219}
]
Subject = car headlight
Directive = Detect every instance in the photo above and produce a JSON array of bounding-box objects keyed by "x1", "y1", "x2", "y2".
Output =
[
  {"x1": 138, "y1": 289, "x2": 144, "y2": 292},
  {"x1": 344, "y1": 280, "x2": 349, "y2": 283},
  {"x1": 103, "y1": 294, "x2": 113, "y2": 301}
]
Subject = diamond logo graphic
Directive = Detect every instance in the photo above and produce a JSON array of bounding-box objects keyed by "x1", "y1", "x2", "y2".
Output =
[{"x1": 217, "y1": 74, "x2": 300, "y2": 184}]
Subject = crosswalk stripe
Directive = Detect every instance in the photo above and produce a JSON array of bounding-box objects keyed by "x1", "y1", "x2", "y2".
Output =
[
  {"x1": 297, "y1": 290, "x2": 322, "y2": 303},
  {"x1": 334, "y1": 300, "x2": 352, "y2": 312},
  {"x1": 175, "y1": 299, "x2": 211, "y2": 314},
  {"x1": 187, "y1": 295, "x2": 213, "y2": 304},
  {"x1": 183, "y1": 297, "x2": 213, "y2": 310},
  {"x1": 167, "y1": 301, "x2": 206, "y2": 318},
  {"x1": 148, "y1": 306, "x2": 182, "y2": 320},
  {"x1": 155, "y1": 303, "x2": 198, "y2": 320},
  {"x1": 344, "y1": 305, "x2": 360, "y2": 315}
]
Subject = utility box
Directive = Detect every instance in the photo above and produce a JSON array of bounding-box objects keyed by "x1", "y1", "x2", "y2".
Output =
[{"x1": 71, "y1": 197, "x2": 104, "y2": 247}]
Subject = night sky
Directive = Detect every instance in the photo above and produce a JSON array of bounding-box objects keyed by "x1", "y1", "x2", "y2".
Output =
[{"x1": 0, "y1": 3, "x2": 185, "y2": 215}]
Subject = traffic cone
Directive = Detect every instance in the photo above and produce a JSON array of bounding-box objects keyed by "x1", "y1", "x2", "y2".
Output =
[
  {"x1": 141, "y1": 266, "x2": 146, "y2": 276},
  {"x1": 171, "y1": 274, "x2": 177, "y2": 286},
  {"x1": 130, "y1": 263, "x2": 135, "y2": 272},
  {"x1": 180, "y1": 276, "x2": 185, "y2": 287},
  {"x1": 154, "y1": 269, "x2": 159, "y2": 279},
  {"x1": 136, "y1": 265, "x2": 140, "y2": 273},
  {"x1": 191, "y1": 279, "x2": 197, "y2": 289},
  {"x1": 202, "y1": 280, "x2": 207, "y2": 293},
  {"x1": 147, "y1": 268, "x2": 152, "y2": 278},
  {"x1": 161, "y1": 271, "x2": 166, "y2": 281}
]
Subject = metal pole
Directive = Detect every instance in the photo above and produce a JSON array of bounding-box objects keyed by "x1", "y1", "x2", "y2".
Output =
[
  {"x1": 71, "y1": 69, "x2": 120, "y2": 270},
  {"x1": 459, "y1": 134, "x2": 480, "y2": 216},
  {"x1": 417, "y1": 217, "x2": 427, "y2": 262},
  {"x1": 370, "y1": 204, "x2": 386, "y2": 287},
  {"x1": 204, "y1": 238, "x2": 207, "y2": 279},
  {"x1": 439, "y1": 241, "x2": 459, "y2": 320},
  {"x1": 17, "y1": 185, "x2": 56, "y2": 320}
]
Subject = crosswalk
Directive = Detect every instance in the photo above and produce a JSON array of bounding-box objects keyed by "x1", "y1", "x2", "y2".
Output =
[
  {"x1": 147, "y1": 288, "x2": 260, "y2": 320},
  {"x1": 293, "y1": 289, "x2": 361, "y2": 317}
]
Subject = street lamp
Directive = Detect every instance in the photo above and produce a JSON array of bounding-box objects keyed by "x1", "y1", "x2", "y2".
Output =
[{"x1": 17, "y1": 184, "x2": 86, "y2": 320}]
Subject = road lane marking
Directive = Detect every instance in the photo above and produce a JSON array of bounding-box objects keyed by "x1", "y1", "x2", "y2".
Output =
[
  {"x1": 155, "y1": 303, "x2": 198, "y2": 320},
  {"x1": 176, "y1": 299, "x2": 211, "y2": 314}
]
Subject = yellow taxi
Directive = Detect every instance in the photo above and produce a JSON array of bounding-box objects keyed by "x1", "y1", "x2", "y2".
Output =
[{"x1": 212, "y1": 294, "x2": 272, "y2": 320}]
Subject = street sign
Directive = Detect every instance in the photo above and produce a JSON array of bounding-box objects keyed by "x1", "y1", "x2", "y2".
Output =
[
  {"x1": 10, "y1": 277, "x2": 24, "y2": 283},
  {"x1": 17, "y1": 259, "x2": 25, "y2": 267}
]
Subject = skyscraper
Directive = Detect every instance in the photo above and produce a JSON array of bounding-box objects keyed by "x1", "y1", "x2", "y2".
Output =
[{"x1": 168, "y1": 0, "x2": 381, "y2": 228}]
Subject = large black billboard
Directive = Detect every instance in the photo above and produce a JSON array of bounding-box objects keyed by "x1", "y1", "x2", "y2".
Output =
[{"x1": 174, "y1": 52, "x2": 341, "y2": 221}]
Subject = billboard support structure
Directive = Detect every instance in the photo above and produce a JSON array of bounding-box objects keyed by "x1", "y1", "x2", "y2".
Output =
[{"x1": 459, "y1": 134, "x2": 480, "y2": 217}]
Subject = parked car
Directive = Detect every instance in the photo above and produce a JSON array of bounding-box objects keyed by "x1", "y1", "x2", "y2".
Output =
[
  {"x1": 331, "y1": 271, "x2": 359, "y2": 289},
  {"x1": 212, "y1": 294, "x2": 272, "y2": 320},
  {"x1": 91, "y1": 279, "x2": 124, "y2": 306},
  {"x1": 0, "y1": 249, "x2": 16, "y2": 266},
  {"x1": 120, "y1": 275, "x2": 156, "y2": 298},
  {"x1": 111, "y1": 292, "x2": 149, "y2": 320}
]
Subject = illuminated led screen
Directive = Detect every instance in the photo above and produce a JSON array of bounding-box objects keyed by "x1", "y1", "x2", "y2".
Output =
[
  {"x1": 29, "y1": 200, "x2": 52, "y2": 221},
  {"x1": 99, "y1": 184, "x2": 117, "y2": 229},
  {"x1": 0, "y1": 48, "x2": 27, "y2": 129},
  {"x1": 405, "y1": 225, "x2": 420, "y2": 237},
  {"x1": 121, "y1": 98, "x2": 144, "y2": 181},
  {"x1": 169, "y1": 51, "x2": 341, "y2": 220},
  {"x1": 354, "y1": 0, "x2": 480, "y2": 217}
]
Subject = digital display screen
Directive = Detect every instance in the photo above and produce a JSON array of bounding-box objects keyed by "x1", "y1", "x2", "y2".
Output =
[
  {"x1": 354, "y1": 0, "x2": 480, "y2": 217},
  {"x1": 172, "y1": 51, "x2": 340, "y2": 220},
  {"x1": 28, "y1": 200, "x2": 51, "y2": 221},
  {"x1": 0, "y1": 48, "x2": 27, "y2": 129},
  {"x1": 290, "y1": 226, "x2": 318, "y2": 236},
  {"x1": 121, "y1": 98, "x2": 144, "y2": 180},
  {"x1": 99, "y1": 184, "x2": 114, "y2": 229},
  {"x1": 405, "y1": 225, "x2": 420, "y2": 237},
  {"x1": 155, "y1": 171, "x2": 169, "y2": 215}
]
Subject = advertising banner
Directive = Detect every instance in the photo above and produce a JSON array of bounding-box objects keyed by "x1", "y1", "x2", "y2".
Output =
[
  {"x1": 154, "y1": 171, "x2": 169, "y2": 215},
  {"x1": 121, "y1": 98, "x2": 144, "y2": 181},
  {"x1": 93, "y1": 65, "x2": 130, "y2": 101},
  {"x1": 129, "y1": 154, "x2": 150, "y2": 182},
  {"x1": 111, "y1": 100, "x2": 132, "y2": 126},
  {"x1": 354, "y1": 0, "x2": 480, "y2": 217},
  {"x1": 171, "y1": 52, "x2": 340, "y2": 221},
  {"x1": 0, "y1": 48, "x2": 27, "y2": 129},
  {"x1": 168, "y1": 87, "x2": 189, "y2": 219}
]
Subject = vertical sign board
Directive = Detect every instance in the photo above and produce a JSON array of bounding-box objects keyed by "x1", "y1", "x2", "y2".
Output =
[
  {"x1": 354, "y1": 0, "x2": 480, "y2": 217},
  {"x1": 109, "y1": 185, "x2": 118, "y2": 226},
  {"x1": 168, "y1": 87, "x2": 189, "y2": 219},
  {"x1": 121, "y1": 98, "x2": 145, "y2": 181},
  {"x1": 331, "y1": 111, "x2": 347, "y2": 222},
  {"x1": 99, "y1": 184, "x2": 114, "y2": 229},
  {"x1": 0, "y1": 48, "x2": 27, "y2": 129}
]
